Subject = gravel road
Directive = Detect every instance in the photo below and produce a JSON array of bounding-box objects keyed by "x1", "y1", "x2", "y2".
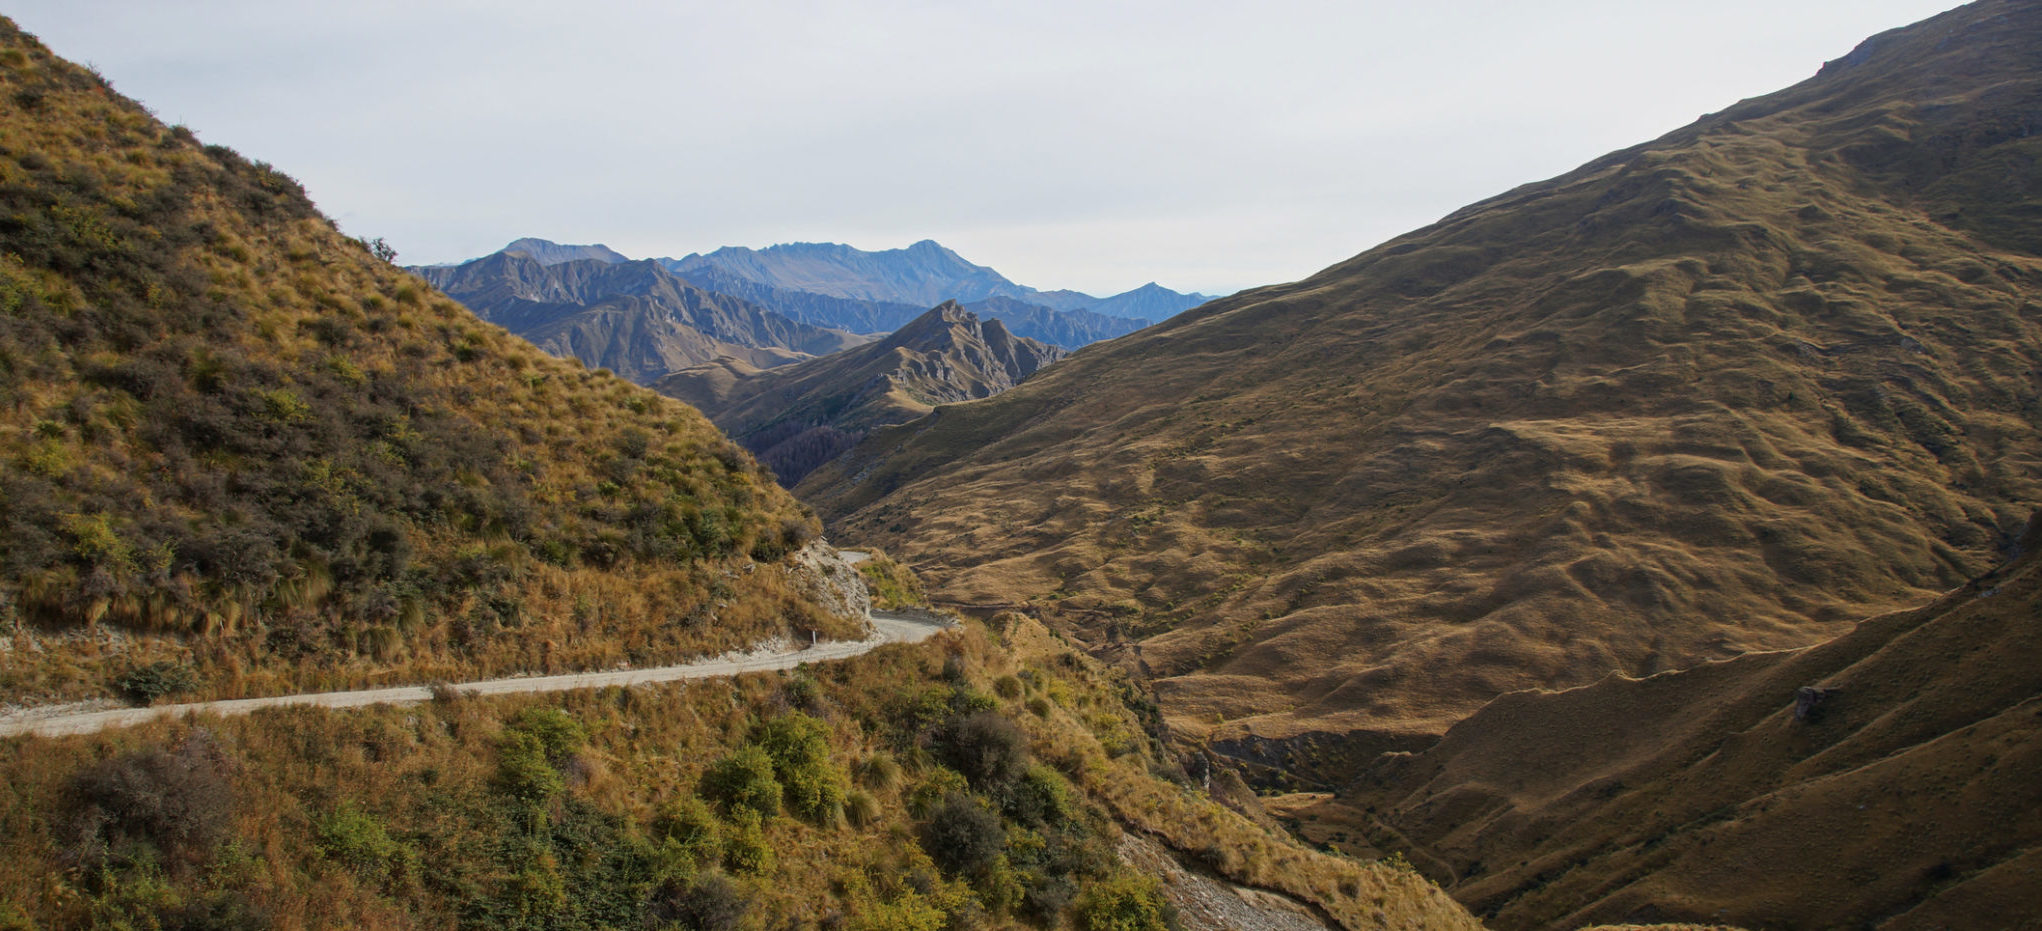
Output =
[{"x1": 0, "y1": 611, "x2": 948, "y2": 739}]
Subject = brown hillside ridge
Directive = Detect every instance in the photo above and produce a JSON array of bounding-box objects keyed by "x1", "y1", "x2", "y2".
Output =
[
  {"x1": 1326, "y1": 509, "x2": 2042, "y2": 930},
  {"x1": 657, "y1": 301, "x2": 1066, "y2": 485},
  {"x1": 0, "y1": 19, "x2": 859, "y2": 707},
  {"x1": 800, "y1": 0, "x2": 2042, "y2": 751}
]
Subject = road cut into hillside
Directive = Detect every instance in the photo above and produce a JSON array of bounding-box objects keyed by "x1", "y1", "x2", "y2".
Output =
[{"x1": 0, "y1": 610, "x2": 949, "y2": 739}]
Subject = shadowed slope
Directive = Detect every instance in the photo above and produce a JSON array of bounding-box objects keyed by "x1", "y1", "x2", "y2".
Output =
[
  {"x1": 1334, "y1": 512, "x2": 2042, "y2": 929},
  {"x1": 657, "y1": 303, "x2": 1065, "y2": 485},
  {"x1": 801, "y1": 0, "x2": 2042, "y2": 746}
]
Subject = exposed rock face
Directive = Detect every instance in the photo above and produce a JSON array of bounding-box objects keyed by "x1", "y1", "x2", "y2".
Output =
[
  {"x1": 789, "y1": 541, "x2": 872, "y2": 628},
  {"x1": 1791, "y1": 684, "x2": 1831, "y2": 721},
  {"x1": 413, "y1": 251, "x2": 867, "y2": 383},
  {"x1": 657, "y1": 302, "x2": 1065, "y2": 485}
]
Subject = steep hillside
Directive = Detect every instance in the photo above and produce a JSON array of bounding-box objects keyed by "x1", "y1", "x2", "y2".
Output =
[
  {"x1": 657, "y1": 303, "x2": 1066, "y2": 486},
  {"x1": 0, "y1": 597, "x2": 1483, "y2": 930},
  {"x1": 802, "y1": 0, "x2": 2042, "y2": 750},
  {"x1": 1321, "y1": 511, "x2": 2042, "y2": 929},
  {"x1": 414, "y1": 250, "x2": 867, "y2": 383},
  {"x1": 0, "y1": 20, "x2": 859, "y2": 706}
]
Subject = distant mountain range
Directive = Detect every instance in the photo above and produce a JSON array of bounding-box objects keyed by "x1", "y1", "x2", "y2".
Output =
[
  {"x1": 656, "y1": 302, "x2": 1065, "y2": 485},
  {"x1": 412, "y1": 252, "x2": 868, "y2": 383},
  {"x1": 662, "y1": 239, "x2": 1211, "y2": 325},
  {"x1": 413, "y1": 238, "x2": 1209, "y2": 385}
]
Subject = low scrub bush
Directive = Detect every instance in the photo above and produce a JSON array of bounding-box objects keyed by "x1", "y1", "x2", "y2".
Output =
[
  {"x1": 702, "y1": 745, "x2": 780, "y2": 819},
  {"x1": 112, "y1": 660, "x2": 200, "y2": 706},
  {"x1": 649, "y1": 872, "x2": 750, "y2": 931},
  {"x1": 64, "y1": 732, "x2": 233, "y2": 873},
  {"x1": 937, "y1": 711, "x2": 1027, "y2": 791},
  {"x1": 918, "y1": 793, "x2": 1005, "y2": 878},
  {"x1": 1072, "y1": 873, "x2": 1178, "y2": 931},
  {"x1": 754, "y1": 712, "x2": 847, "y2": 823}
]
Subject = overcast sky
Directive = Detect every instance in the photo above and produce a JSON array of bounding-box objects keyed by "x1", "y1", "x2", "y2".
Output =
[{"x1": 13, "y1": 1, "x2": 1962, "y2": 297}]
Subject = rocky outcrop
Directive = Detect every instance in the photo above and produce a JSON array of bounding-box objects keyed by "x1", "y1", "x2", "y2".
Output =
[
  {"x1": 656, "y1": 303, "x2": 1064, "y2": 485},
  {"x1": 789, "y1": 541, "x2": 872, "y2": 627}
]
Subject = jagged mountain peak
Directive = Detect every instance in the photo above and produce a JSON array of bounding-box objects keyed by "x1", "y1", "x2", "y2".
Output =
[{"x1": 658, "y1": 300, "x2": 1065, "y2": 486}]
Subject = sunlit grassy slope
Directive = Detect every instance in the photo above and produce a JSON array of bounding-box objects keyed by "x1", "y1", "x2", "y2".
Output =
[
  {"x1": 801, "y1": 0, "x2": 2042, "y2": 747},
  {"x1": 0, "y1": 18, "x2": 855, "y2": 705},
  {"x1": 0, "y1": 609, "x2": 1484, "y2": 930}
]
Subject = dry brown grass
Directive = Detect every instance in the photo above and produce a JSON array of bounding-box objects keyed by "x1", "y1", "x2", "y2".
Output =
[
  {"x1": 800, "y1": 1, "x2": 2042, "y2": 753},
  {"x1": 1332, "y1": 514, "x2": 2042, "y2": 929},
  {"x1": 0, "y1": 18, "x2": 839, "y2": 707},
  {"x1": 0, "y1": 599, "x2": 1482, "y2": 930}
]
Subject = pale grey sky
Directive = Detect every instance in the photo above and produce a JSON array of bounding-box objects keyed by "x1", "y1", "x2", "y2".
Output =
[{"x1": 12, "y1": 1, "x2": 1963, "y2": 296}]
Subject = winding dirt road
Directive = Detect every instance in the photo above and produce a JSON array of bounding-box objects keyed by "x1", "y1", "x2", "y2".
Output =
[{"x1": 0, "y1": 611, "x2": 949, "y2": 739}]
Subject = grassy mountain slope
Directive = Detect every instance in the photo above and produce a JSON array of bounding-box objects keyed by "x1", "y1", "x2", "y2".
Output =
[
  {"x1": 0, "y1": 19, "x2": 858, "y2": 706},
  {"x1": 414, "y1": 251, "x2": 867, "y2": 384},
  {"x1": 656, "y1": 303, "x2": 1066, "y2": 486},
  {"x1": 801, "y1": 0, "x2": 2042, "y2": 747},
  {"x1": 1323, "y1": 511, "x2": 2042, "y2": 929}
]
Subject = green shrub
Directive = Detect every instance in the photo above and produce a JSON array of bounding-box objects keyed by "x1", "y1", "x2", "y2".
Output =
[
  {"x1": 315, "y1": 804, "x2": 403, "y2": 878},
  {"x1": 846, "y1": 893, "x2": 946, "y2": 931},
  {"x1": 720, "y1": 809, "x2": 774, "y2": 876},
  {"x1": 506, "y1": 707, "x2": 586, "y2": 765},
  {"x1": 651, "y1": 796, "x2": 721, "y2": 873},
  {"x1": 495, "y1": 729, "x2": 564, "y2": 803},
  {"x1": 906, "y1": 769, "x2": 968, "y2": 818},
  {"x1": 1001, "y1": 764, "x2": 1074, "y2": 828},
  {"x1": 701, "y1": 745, "x2": 780, "y2": 819},
  {"x1": 1073, "y1": 873, "x2": 1177, "y2": 931},
  {"x1": 753, "y1": 712, "x2": 847, "y2": 823}
]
